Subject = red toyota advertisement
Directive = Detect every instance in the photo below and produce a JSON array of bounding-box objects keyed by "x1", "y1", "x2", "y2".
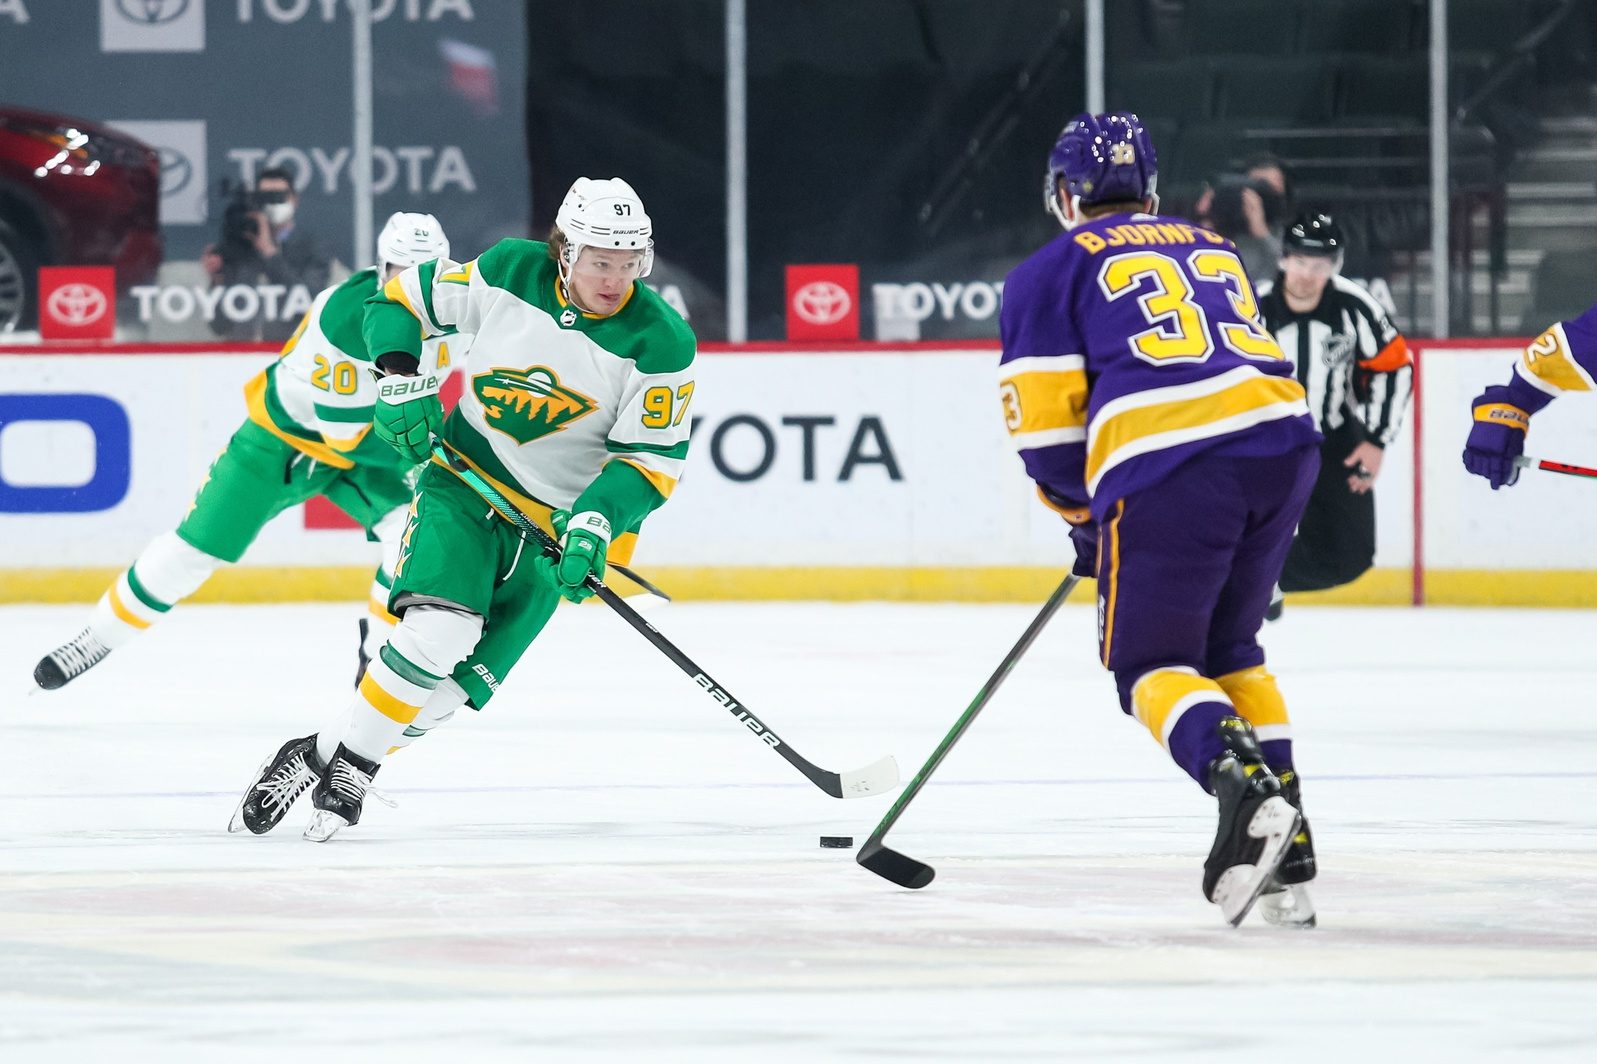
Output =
[
  {"x1": 37, "y1": 267, "x2": 117, "y2": 341},
  {"x1": 785, "y1": 264, "x2": 859, "y2": 341}
]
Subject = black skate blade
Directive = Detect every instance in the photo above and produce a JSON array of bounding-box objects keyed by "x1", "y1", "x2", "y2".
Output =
[{"x1": 857, "y1": 839, "x2": 936, "y2": 889}]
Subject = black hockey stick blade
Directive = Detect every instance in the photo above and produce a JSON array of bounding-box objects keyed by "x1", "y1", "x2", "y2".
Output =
[{"x1": 856, "y1": 838, "x2": 935, "y2": 889}]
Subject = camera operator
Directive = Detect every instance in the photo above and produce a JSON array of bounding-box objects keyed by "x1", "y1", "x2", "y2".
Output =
[
  {"x1": 1195, "y1": 155, "x2": 1293, "y2": 284},
  {"x1": 201, "y1": 167, "x2": 331, "y2": 341}
]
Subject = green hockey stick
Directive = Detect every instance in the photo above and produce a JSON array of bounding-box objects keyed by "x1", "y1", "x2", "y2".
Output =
[{"x1": 857, "y1": 573, "x2": 1082, "y2": 887}]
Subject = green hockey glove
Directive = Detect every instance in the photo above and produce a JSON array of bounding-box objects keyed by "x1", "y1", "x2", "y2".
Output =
[
  {"x1": 374, "y1": 366, "x2": 443, "y2": 464},
  {"x1": 536, "y1": 509, "x2": 611, "y2": 603}
]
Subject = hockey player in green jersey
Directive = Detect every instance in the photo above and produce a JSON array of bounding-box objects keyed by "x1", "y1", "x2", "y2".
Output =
[
  {"x1": 33, "y1": 213, "x2": 458, "y2": 693},
  {"x1": 232, "y1": 177, "x2": 696, "y2": 841}
]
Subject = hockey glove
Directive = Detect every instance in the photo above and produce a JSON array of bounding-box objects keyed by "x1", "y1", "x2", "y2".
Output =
[
  {"x1": 536, "y1": 509, "x2": 611, "y2": 603},
  {"x1": 374, "y1": 357, "x2": 443, "y2": 465},
  {"x1": 1462, "y1": 385, "x2": 1530, "y2": 490},
  {"x1": 1068, "y1": 521, "x2": 1099, "y2": 578}
]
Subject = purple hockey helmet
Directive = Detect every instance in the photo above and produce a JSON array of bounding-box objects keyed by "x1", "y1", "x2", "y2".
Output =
[{"x1": 1043, "y1": 112, "x2": 1159, "y2": 223}]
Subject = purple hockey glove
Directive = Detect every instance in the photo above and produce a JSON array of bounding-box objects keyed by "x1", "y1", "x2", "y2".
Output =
[
  {"x1": 1462, "y1": 385, "x2": 1530, "y2": 490},
  {"x1": 1068, "y1": 521, "x2": 1099, "y2": 578}
]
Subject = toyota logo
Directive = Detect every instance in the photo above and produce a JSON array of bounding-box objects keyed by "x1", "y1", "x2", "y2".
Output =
[
  {"x1": 792, "y1": 281, "x2": 852, "y2": 326},
  {"x1": 47, "y1": 284, "x2": 109, "y2": 327},
  {"x1": 157, "y1": 146, "x2": 194, "y2": 196},
  {"x1": 115, "y1": 0, "x2": 191, "y2": 24}
]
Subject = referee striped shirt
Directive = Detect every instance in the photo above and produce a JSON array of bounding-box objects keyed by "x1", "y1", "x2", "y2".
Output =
[{"x1": 1256, "y1": 274, "x2": 1413, "y2": 445}]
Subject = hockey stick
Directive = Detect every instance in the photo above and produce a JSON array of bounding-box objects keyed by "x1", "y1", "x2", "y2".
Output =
[
  {"x1": 609, "y1": 563, "x2": 672, "y2": 602},
  {"x1": 432, "y1": 443, "x2": 899, "y2": 799},
  {"x1": 857, "y1": 573, "x2": 1082, "y2": 888},
  {"x1": 1513, "y1": 454, "x2": 1597, "y2": 481}
]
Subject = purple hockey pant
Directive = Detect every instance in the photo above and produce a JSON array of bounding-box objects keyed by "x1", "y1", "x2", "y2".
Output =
[{"x1": 1093, "y1": 445, "x2": 1318, "y2": 783}]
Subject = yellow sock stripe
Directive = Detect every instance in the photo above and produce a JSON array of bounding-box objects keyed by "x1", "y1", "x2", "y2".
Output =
[
  {"x1": 106, "y1": 581, "x2": 153, "y2": 630},
  {"x1": 1215, "y1": 665, "x2": 1291, "y2": 727},
  {"x1": 1132, "y1": 668, "x2": 1231, "y2": 748},
  {"x1": 367, "y1": 597, "x2": 399, "y2": 625},
  {"x1": 358, "y1": 671, "x2": 423, "y2": 725}
]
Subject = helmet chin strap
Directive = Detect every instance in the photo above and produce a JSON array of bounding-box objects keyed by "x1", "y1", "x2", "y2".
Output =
[{"x1": 557, "y1": 245, "x2": 603, "y2": 315}]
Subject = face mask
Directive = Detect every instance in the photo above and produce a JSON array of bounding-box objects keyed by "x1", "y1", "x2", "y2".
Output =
[{"x1": 264, "y1": 202, "x2": 295, "y2": 227}]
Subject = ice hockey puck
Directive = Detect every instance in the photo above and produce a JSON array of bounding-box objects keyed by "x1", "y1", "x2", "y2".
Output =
[{"x1": 819, "y1": 836, "x2": 854, "y2": 848}]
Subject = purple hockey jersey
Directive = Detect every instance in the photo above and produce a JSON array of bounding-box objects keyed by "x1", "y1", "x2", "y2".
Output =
[
  {"x1": 999, "y1": 212, "x2": 1320, "y2": 521},
  {"x1": 1491, "y1": 300, "x2": 1597, "y2": 415}
]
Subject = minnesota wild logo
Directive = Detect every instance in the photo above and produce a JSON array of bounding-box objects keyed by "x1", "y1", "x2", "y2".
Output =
[{"x1": 473, "y1": 366, "x2": 597, "y2": 445}]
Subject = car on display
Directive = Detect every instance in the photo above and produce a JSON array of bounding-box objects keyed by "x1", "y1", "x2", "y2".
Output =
[{"x1": 0, "y1": 105, "x2": 162, "y2": 333}]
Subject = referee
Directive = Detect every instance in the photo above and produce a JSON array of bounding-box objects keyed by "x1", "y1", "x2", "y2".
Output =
[{"x1": 1257, "y1": 213, "x2": 1412, "y2": 615}]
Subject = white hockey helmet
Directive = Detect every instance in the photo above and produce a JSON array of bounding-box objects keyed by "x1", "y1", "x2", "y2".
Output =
[
  {"x1": 554, "y1": 177, "x2": 654, "y2": 277},
  {"x1": 377, "y1": 212, "x2": 450, "y2": 273}
]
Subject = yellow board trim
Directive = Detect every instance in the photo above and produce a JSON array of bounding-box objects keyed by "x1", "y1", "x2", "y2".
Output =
[
  {"x1": 359, "y1": 672, "x2": 421, "y2": 725},
  {"x1": 107, "y1": 582, "x2": 153, "y2": 629},
  {"x1": 10, "y1": 565, "x2": 1597, "y2": 606}
]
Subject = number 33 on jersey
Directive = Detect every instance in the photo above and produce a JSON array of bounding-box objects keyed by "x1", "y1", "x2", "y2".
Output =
[{"x1": 998, "y1": 215, "x2": 1316, "y2": 518}]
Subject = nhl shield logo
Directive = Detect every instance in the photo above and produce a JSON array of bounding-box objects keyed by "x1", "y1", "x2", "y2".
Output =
[
  {"x1": 474, "y1": 366, "x2": 597, "y2": 445},
  {"x1": 560, "y1": 307, "x2": 577, "y2": 327}
]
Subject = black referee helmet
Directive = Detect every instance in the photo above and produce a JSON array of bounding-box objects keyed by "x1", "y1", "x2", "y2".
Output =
[{"x1": 1283, "y1": 212, "x2": 1344, "y2": 262}]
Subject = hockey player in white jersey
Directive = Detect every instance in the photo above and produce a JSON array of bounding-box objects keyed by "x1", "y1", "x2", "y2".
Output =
[
  {"x1": 32, "y1": 213, "x2": 458, "y2": 693},
  {"x1": 232, "y1": 177, "x2": 696, "y2": 841}
]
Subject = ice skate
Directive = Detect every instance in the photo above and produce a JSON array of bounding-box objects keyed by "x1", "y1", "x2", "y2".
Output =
[
  {"x1": 1202, "y1": 718, "x2": 1301, "y2": 927},
  {"x1": 304, "y1": 743, "x2": 381, "y2": 843},
  {"x1": 33, "y1": 628, "x2": 112, "y2": 691},
  {"x1": 229, "y1": 734, "x2": 326, "y2": 835},
  {"x1": 1258, "y1": 769, "x2": 1318, "y2": 927}
]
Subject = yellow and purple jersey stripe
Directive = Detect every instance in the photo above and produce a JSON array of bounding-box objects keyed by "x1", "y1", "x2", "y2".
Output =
[
  {"x1": 1514, "y1": 318, "x2": 1597, "y2": 399},
  {"x1": 1000, "y1": 212, "x2": 1319, "y2": 519}
]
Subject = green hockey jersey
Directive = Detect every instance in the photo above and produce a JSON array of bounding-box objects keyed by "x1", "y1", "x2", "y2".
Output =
[
  {"x1": 363, "y1": 239, "x2": 697, "y2": 564},
  {"x1": 245, "y1": 267, "x2": 461, "y2": 470}
]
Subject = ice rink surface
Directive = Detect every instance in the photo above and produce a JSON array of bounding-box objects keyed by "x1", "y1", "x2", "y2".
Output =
[{"x1": 1, "y1": 598, "x2": 1594, "y2": 1062}]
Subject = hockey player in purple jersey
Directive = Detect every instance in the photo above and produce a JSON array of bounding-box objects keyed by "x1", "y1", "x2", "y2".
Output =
[
  {"x1": 999, "y1": 113, "x2": 1323, "y2": 926},
  {"x1": 1463, "y1": 302, "x2": 1597, "y2": 488}
]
